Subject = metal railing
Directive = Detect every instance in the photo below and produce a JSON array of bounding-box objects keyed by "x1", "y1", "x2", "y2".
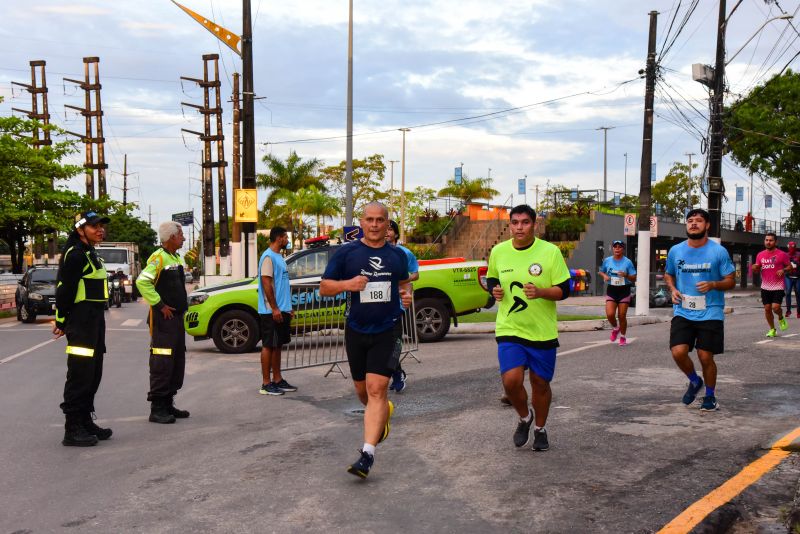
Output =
[{"x1": 282, "y1": 283, "x2": 419, "y2": 377}]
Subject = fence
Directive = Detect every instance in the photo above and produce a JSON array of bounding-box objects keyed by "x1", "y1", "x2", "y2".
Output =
[{"x1": 282, "y1": 283, "x2": 419, "y2": 378}]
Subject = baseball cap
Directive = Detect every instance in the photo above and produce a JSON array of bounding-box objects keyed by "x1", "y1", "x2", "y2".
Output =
[
  {"x1": 388, "y1": 220, "x2": 400, "y2": 236},
  {"x1": 612, "y1": 240, "x2": 625, "y2": 247},
  {"x1": 74, "y1": 211, "x2": 110, "y2": 229}
]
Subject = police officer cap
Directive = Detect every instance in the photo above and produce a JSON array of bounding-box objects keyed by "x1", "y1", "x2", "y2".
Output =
[{"x1": 74, "y1": 211, "x2": 110, "y2": 229}]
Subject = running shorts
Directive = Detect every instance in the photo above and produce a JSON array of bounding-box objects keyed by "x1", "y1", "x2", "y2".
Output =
[
  {"x1": 669, "y1": 315, "x2": 724, "y2": 354},
  {"x1": 761, "y1": 289, "x2": 785, "y2": 305},
  {"x1": 606, "y1": 285, "x2": 632, "y2": 304},
  {"x1": 260, "y1": 313, "x2": 292, "y2": 348},
  {"x1": 497, "y1": 342, "x2": 557, "y2": 382},
  {"x1": 345, "y1": 322, "x2": 402, "y2": 381}
]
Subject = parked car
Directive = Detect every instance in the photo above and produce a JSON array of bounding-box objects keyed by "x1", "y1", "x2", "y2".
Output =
[
  {"x1": 15, "y1": 267, "x2": 58, "y2": 323},
  {"x1": 184, "y1": 237, "x2": 491, "y2": 353}
]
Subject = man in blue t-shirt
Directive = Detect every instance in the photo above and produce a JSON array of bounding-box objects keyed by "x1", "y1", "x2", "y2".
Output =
[
  {"x1": 599, "y1": 240, "x2": 637, "y2": 346},
  {"x1": 386, "y1": 219, "x2": 419, "y2": 393},
  {"x1": 664, "y1": 209, "x2": 736, "y2": 412},
  {"x1": 257, "y1": 227, "x2": 296, "y2": 396},
  {"x1": 320, "y1": 202, "x2": 410, "y2": 479}
]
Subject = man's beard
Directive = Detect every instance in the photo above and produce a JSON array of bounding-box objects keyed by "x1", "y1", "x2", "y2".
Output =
[{"x1": 686, "y1": 229, "x2": 707, "y2": 239}]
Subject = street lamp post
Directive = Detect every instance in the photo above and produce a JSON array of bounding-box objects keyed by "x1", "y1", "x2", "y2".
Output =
[
  {"x1": 597, "y1": 126, "x2": 614, "y2": 202},
  {"x1": 388, "y1": 159, "x2": 398, "y2": 218},
  {"x1": 399, "y1": 128, "x2": 410, "y2": 243},
  {"x1": 345, "y1": 0, "x2": 354, "y2": 226}
]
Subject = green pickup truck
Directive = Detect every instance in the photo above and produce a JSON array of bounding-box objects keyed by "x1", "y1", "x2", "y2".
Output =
[{"x1": 184, "y1": 240, "x2": 492, "y2": 353}]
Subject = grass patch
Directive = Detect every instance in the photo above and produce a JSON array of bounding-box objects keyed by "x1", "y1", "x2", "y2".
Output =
[
  {"x1": 458, "y1": 311, "x2": 604, "y2": 323},
  {"x1": 0, "y1": 310, "x2": 15, "y2": 319}
]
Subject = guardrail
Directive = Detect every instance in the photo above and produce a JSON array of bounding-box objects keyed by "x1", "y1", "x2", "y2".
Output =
[{"x1": 282, "y1": 283, "x2": 419, "y2": 377}]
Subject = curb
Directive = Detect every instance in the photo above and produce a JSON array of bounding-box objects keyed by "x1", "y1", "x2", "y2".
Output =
[{"x1": 451, "y1": 315, "x2": 670, "y2": 334}]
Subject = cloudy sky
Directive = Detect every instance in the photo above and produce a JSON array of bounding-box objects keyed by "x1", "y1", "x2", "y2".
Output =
[{"x1": 1, "y1": 0, "x2": 798, "y2": 229}]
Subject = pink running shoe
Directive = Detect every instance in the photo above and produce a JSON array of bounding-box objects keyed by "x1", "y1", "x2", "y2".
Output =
[
  {"x1": 610, "y1": 327, "x2": 620, "y2": 342},
  {"x1": 619, "y1": 336, "x2": 627, "y2": 346}
]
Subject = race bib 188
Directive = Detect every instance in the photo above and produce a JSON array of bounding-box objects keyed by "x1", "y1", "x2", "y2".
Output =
[{"x1": 360, "y1": 281, "x2": 391, "y2": 303}]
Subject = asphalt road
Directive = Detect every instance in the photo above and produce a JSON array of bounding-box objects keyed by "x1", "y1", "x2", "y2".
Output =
[{"x1": 1, "y1": 297, "x2": 798, "y2": 533}]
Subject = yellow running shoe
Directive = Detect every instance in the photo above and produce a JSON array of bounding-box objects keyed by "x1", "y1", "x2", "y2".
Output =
[
  {"x1": 779, "y1": 318, "x2": 788, "y2": 331},
  {"x1": 766, "y1": 328, "x2": 777, "y2": 338},
  {"x1": 379, "y1": 400, "x2": 394, "y2": 443}
]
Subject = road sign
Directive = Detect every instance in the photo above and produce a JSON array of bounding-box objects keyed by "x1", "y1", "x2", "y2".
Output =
[
  {"x1": 765, "y1": 195, "x2": 772, "y2": 208},
  {"x1": 649, "y1": 215, "x2": 658, "y2": 237},
  {"x1": 623, "y1": 213, "x2": 636, "y2": 236},
  {"x1": 736, "y1": 186, "x2": 744, "y2": 202},
  {"x1": 454, "y1": 167, "x2": 462, "y2": 185},
  {"x1": 651, "y1": 163, "x2": 657, "y2": 182},
  {"x1": 518, "y1": 178, "x2": 526, "y2": 195},
  {"x1": 343, "y1": 226, "x2": 363, "y2": 242},
  {"x1": 171, "y1": 211, "x2": 194, "y2": 226},
  {"x1": 234, "y1": 189, "x2": 258, "y2": 222}
]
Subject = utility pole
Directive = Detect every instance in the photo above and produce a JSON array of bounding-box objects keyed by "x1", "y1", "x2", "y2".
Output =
[
  {"x1": 597, "y1": 126, "x2": 614, "y2": 202},
  {"x1": 707, "y1": 0, "x2": 727, "y2": 239},
  {"x1": 535, "y1": 184, "x2": 539, "y2": 209},
  {"x1": 230, "y1": 72, "x2": 242, "y2": 278},
  {"x1": 388, "y1": 159, "x2": 398, "y2": 218},
  {"x1": 623, "y1": 152, "x2": 628, "y2": 196},
  {"x1": 345, "y1": 0, "x2": 354, "y2": 225},
  {"x1": 64, "y1": 57, "x2": 108, "y2": 199},
  {"x1": 635, "y1": 11, "x2": 658, "y2": 317},
  {"x1": 12, "y1": 60, "x2": 54, "y2": 259},
  {"x1": 685, "y1": 152, "x2": 696, "y2": 211},
  {"x1": 181, "y1": 54, "x2": 228, "y2": 275},
  {"x1": 488, "y1": 168, "x2": 492, "y2": 180},
  {"x1": 399, "y1": 128, "x2": 410, "y2": 243},
  {"x1": 148, "y1": 205, "x2": 152, "y2": 226}
]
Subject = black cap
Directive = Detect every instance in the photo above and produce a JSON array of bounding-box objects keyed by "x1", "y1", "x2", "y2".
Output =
[
  {"x1": 612, "y1": 240, "x2": 625, "y2": 247},
  {"x1": 388, "y1": 220, "x2": 400, "y2": 236},
  {"x1": 74, "y1": 211, "x2": 110, "y2": 229}
]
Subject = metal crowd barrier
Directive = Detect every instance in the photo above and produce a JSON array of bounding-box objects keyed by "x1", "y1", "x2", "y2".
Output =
[{"x1": 282, "y1": 282, "x2": 419, "y2": 377}]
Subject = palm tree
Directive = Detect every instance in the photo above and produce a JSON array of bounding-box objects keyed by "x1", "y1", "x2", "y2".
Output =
[
  {"x1": 303, "y1": 186, "x2": 341, "y2": 236},
  {"x1": 257, "y1": 150, "x2": 324, "y2": 211},
  {"x1": 437, "y1": 176, "x2": 499, "y2": 206}
]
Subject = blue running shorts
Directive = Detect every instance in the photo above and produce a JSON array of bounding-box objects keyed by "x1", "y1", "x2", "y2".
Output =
[{"x1": 497, "y1": 342, "x2": 557, "y2": 382}]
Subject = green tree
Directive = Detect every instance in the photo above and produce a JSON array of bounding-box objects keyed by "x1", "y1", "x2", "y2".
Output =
[
  {"x1": 726, "y1": 70, "x2": 800, "y2": 232},
  {"x1": 320, "y1": 154, "x2": 388, "y2": 214},
  {"x1": 104, "y1": 209, "x2": 158, "y2": 268},
  {"x1": 389, "y1": 186, "x2": 438, "y2": 234},
  {"x1": 256, "y1": 150, "x2": 324, "y2": 211},
  {"x1": 651, "y1": 162, "x2": 699, "y2": 219},
  {"x1": 302, "y1": 186, "x2": 341, "y2": 235},
  {"x1": 0, "y1": 111, "x2": 98, "y2": 273},
  {"x1": 437, "y1": 175, "x2": 499, "y2": 205}
]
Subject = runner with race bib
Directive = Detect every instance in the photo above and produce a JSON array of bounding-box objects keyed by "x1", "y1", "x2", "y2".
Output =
[{"x1": 664, "y1": 208, "x2": 736, "y2": 412}]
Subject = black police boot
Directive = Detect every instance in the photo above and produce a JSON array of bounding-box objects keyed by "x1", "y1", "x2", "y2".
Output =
[
  {"x1": 84, "y1": 413, "x2": 113, "y2": 440},
  {"x1": 149, "y1": 400, "x2": 176, "y2": 424},
  {"x1": 168, "y1": 397, "x2": 190, "y2": 419},
  {"x1": 62, "y1": 414, "x2": 99, "y2": 447}
]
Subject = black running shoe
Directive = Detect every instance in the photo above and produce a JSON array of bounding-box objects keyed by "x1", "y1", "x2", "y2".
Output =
[
  {"x1": 513, "y1": 417, "x2": 532, "y2": 447},
  {"x1": 682, "y1": 378, "x2": 704, "y2": 405},
  {"x1": 275, "y1": 379, "x2": 297, "y2": 393},
  {"x1": 700, "y1": 395, "x2": 719, "y2": 411},
  {"x1": 532, "y1": 428, "x2": 549, "y2": 451},
  {"x1": 347, "y1": 449, "x2": 374, "y2": 479}
]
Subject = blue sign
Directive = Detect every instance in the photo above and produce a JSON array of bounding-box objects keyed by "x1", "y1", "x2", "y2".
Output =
[
  {"x1": 571, "y1": 188, "x2": 578, "y2": 200},
  {"x1": 765, "y1": 195, "x2": 772, "y2": 208},
  {"x1": 736, "y1": 186, "x2": 744, "y2": 202},
  {"x1": 518, "y1": 178, "x2": 526, "y2": 195},
  {"x1": 343, "y1": 226, "x2": 363, "y2": 242},
  {"x1": 613, "y1": 194, "x2": 620, "y2": 206},
  {"x1": 454, "y1": 167, "x2": 462, "y2": 185},
  {"x1": 651, "y1": 163, "x2": 657, "y2": 182}
]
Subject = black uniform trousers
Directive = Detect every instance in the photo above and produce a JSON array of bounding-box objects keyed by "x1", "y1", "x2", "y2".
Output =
[
  {"x1": 61, "y1": 303, "x2": 106, "y2": 415},
  {"x1": 147, "y1": 309, "x2": 186, "y2": 402}
]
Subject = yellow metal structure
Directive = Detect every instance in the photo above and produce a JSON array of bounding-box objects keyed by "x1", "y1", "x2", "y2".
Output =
[{"x1": 171, "y1": 1, "x2": 242, "y2": 57}]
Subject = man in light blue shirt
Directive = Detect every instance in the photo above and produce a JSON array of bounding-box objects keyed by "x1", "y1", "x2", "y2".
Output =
[
  {"x1": 664, "y1": 209, "x2": 736, "y2": 412},
  {"x1": 386, "y1": 220, "x2": 419, "y2": 393},
  {"x1": 257, "y1": 227, "x2": 296, "y2": 396}
]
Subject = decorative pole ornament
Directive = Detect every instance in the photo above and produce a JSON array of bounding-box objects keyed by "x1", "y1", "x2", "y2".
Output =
[{"x1": 171, "y1": 0, "x2": 242, "y2": 57}]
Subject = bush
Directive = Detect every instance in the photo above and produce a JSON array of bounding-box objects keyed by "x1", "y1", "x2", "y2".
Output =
[
  {"x1": 404, "y1": 243, "x2": 445, "y2": 260},
  {"x1": 544, "y1": 216, "x2": 588, "y2": 241}
]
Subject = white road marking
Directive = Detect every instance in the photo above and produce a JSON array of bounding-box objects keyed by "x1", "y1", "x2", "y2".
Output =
[
  {"x1": 0, "y1": 323, "x2": 15, "y2": 328},
  {"x1": 121, "y1": 319, "x2": 142, "y2": 327},
  {"x1": 784, "y1": 333, "x2": 798, "y2": 338},
  {"x1": 0, "y1": 338, "x2": 57, "y2": 365},
  {"x1": 756, "y1": 339, "x2": 773, "y2": 344},
  {"x1": 558, "y1": 338, "x2": 637, "y2": 356}
]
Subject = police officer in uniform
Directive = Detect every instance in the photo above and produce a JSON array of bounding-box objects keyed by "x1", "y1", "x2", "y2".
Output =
[
  {"x1": 136, "y1": 221, "x2": 189, "y2": 424},
  {"x1": 54, "y1": 211, "x2": 112, "y2": 447}
]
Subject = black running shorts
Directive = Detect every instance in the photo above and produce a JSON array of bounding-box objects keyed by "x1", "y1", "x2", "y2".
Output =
[
  {"x1": 669, "y1": 315, "x2": 724, "y2": 354},
  {"x1": 260, "y1": 313, "x2": 292, "y2": 348},
  {"x1": 761, "y1": 289, "x2": 785, "y2": 305},
  {"x1": 344, "y1": 322, "x2": 402, "y2": 381}
]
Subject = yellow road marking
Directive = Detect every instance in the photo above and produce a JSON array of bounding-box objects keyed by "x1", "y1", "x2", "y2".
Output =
[{"x1": 658, "y1": 426, "x2": 800, "y2": 534}]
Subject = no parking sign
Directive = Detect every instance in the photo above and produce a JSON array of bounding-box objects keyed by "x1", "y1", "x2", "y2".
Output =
[{"x1": 623, "y1": 213, "x2": 636, "y2": 236}]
